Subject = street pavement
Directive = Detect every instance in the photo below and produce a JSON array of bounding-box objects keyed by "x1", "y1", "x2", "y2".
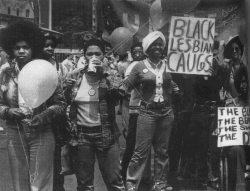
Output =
[{"x1": 0, "y1": 112, "x2": 217, "y2": 191}]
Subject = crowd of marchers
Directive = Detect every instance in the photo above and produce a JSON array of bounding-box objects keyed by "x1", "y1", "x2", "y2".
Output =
[{"x1": 0, "y1": 20, "x2": 249, "y2": 191}]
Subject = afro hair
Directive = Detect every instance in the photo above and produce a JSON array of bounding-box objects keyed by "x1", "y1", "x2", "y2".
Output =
[
  {"x1": 234, "y1": 66, "x2": 248, "y2": 95},
  {"x1": 0, "y1": 20, "x2": 45, "y2": 59}
]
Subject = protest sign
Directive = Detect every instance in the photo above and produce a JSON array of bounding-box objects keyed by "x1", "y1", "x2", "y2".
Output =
[
  {"x1": 217, "y1": 107, "x2": 250, "y2": 147},
  {"x1": 166, "y1": 16, "x2": 215, "y2": 75}
]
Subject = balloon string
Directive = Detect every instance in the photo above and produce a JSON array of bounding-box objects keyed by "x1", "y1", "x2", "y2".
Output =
[
  {"x1": 109, "y1": 9, "x2": 166, "y2": 55},
  {"x1": 16, "y1": 120, "x2": 30, "y2": 170},
  {"x1": 123, "y1": 71, "x2": 146, "y2": 103}
]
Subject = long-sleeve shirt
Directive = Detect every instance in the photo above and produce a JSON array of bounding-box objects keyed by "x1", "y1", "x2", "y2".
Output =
[
  {"x1": 0, "y1": 61, "x2": 67, "y2": 128},
  {"x1": 125, "y1": 61, "x2": 141, "y2": 113},
  {"x1": 124, "y1": 59, "x2": 179, "y2": 104}
]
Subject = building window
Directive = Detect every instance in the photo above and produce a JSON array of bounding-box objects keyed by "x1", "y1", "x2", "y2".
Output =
[
  {"x1": 26, "y1": 9, "x2": 30, "y2": 17},
  {"x1": 8, "y1": 7, "x2": 11, "y2": 15},
  {"x1": 17, "y1": 8, "x2": 19, "y2": 16}
]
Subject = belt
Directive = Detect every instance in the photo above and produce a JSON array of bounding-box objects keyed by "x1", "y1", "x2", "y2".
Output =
[
  {"x1": 194, "y1": 101, "x2": 217, "y2": 112},
  {"x1": 25, "y1": 114, "x2": 32, "y2": 120},
  {"x1": 77, "y1": 125, "x2": 102, "y2": 133},
  {"x1": 140, "y1": 101, "x2": 170, "y2": 110}
]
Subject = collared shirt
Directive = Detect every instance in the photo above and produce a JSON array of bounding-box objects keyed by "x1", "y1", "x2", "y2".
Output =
[
  {"x1": 14, "y1": 63, "x2": 33, "y2": 116},
  {"x1": 0, "y1": 59, "x2": 67, "y2": 128},
  {"x1": 124, "y1": 59, "x2": 179, "y2": 104}
]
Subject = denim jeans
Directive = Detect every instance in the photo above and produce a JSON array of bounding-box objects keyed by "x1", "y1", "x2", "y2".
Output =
[
  {"x1": 7, "y1": 124, "x2": 55, "y2": 191},
  {"x1": 74, "y1": 132, "x2": 125, "y2": 191},
  {"x1": 53, "y1": 144, "x2": 65, "y2": 191},
  {"x1": 126, "y1": 106, "x2": 174, "y2": 189},
  {"x1": 121, "y1": 113, "x2": 151, "y2": 182}
]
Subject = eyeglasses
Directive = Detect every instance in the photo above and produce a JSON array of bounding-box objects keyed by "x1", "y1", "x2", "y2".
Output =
[{"x1": 231, "y1": 47, "x2": 239, "y2": 52}]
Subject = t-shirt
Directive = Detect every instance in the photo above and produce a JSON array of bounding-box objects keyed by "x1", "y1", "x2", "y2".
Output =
[{"x1": 75, "y1": 74, "x2": 101, "y2": 127}]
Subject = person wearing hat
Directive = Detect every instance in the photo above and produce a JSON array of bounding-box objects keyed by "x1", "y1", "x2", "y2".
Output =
[
  {"x1": 123, "y1": 31, "x2": 180, "y2": 191},
  {"x1": 223, "y1": 35, "x2": 248, "y2": 98}
]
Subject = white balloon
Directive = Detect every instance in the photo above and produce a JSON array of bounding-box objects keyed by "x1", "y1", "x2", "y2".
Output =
[{"x1": 18, "y1": 59, "x2": 58, "y2": 108}]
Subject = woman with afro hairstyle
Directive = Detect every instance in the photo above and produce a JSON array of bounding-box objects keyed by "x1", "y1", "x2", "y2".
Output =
[{"x1": 0, "y1": 20, "x2": 66, "y2": 191}]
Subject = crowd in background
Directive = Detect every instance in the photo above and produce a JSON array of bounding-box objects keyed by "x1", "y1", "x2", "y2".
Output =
[{"x1": 0, "y1": 20, "x2": 249, "y2": 191}]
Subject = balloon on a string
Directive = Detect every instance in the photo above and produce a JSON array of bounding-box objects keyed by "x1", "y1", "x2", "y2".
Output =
[
  {"x1": 161, "y1": 0, "x2": 200, "y2": 14},
  {"x1": 18, "y1": 59, "x2": 58, "y2": 108},
  {"x1": 150, "y1": 0, "x2": 169, "y2": 30},
  {"x1": 110, "y1": 27, "x2": 133, "y2": 55}
]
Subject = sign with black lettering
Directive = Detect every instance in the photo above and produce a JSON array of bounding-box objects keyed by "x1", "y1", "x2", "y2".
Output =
[
  {"x1": 217, "y1": 107, "x2": 250, "y2": 147},
  {"x1": 167, "y1": 16, "x2": 215, "y2": 75}
]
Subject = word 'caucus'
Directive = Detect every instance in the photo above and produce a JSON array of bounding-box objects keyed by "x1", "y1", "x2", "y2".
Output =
[
  {"x1": 217, "y1": 107, "x2": 250, "y2": 147},
  {"x1": 167, "y1": 16, "x2": 215, "y2": 75}
]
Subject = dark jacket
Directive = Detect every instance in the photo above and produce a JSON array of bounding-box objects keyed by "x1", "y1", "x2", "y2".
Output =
[
  {"x1": 0, "y1": 62, "x2": 67, "y2": 129},
  {"x1": 64, "y1": 67, "x2": 121, "y2": 148}
]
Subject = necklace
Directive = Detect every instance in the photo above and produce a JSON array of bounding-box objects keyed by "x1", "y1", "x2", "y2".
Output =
[{"x1": 147, "y1": 58, "x2": 161, "y2": 69}]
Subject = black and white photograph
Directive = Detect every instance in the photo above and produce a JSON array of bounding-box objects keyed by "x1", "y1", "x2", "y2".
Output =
[{"x1": 0, "y1": 0, "x2": 250, "y2": 190}]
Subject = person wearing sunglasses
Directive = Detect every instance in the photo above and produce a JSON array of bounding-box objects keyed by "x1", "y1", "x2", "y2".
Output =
[{"x1": 223, "y1": 36, "x2": 248, "y2": 98}]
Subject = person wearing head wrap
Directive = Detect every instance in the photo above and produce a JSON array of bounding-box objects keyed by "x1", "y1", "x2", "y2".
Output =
[
  {"x1": 122, "y1": 31, "x2": 179, "y2": 191},
  {"x1": 223, "y1": 35, "x2": 248, "y2": 98},
  {"x1": 142, "y1": 31, "x2": 166, "y2": 56}
]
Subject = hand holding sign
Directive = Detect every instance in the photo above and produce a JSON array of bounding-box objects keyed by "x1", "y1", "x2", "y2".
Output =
[
  {"x1": 18, "y1": 59, "x2": 58, "y2": 108},
  {"x1": 217, "y1": 107, "x2": 250, "y2": 147}
]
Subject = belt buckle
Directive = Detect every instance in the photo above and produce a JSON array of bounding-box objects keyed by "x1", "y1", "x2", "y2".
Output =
[
  {"x1": 26, "y1": 114, "x2": 32, "y2": 120},
  {"x1": 161, "y1": 102, "x2": 165, "y2": 108},
  {"x1": 141, "y1": 101, "x2": 150, "y2": 110},
  {"x1": 145, "y1": 102, "x2": 150, "y2": 110}
]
